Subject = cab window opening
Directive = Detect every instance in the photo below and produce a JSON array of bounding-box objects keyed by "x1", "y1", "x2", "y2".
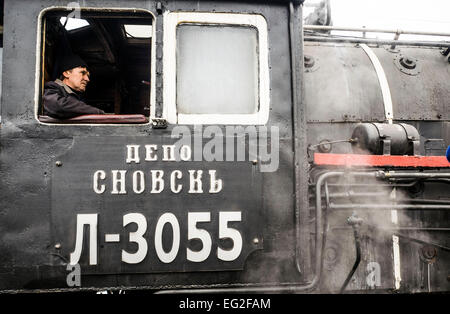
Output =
[{"x1": 39, "y1": 9, "x2": 154, "y2": 124}]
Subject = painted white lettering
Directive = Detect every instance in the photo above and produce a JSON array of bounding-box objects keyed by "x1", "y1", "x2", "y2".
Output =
[
  {"x1": 70, "y1": 214, "x2": 98, "y2": 265},
  {"x1": 162, "y1": 145, "x2": 176, "y2": 161},
  {"x1": 93, "y1": 170, "x2": 106, "y2": 194},
  {"x1": 145, "y1": 144, "x2": 158, "y2": 161},
  {"x1": 188, "y1": 170, "x2": 203, "y2": 193},
  {"x1": 208, "y1": 170, "x2": 223, "y2": 193},
  {"x1": 187, "y1": 212, "x2": 212, "y2": 262},
  {"x1": 154, "y1": 213, "x2": 180, "y2": 263},
  {"x1": 132, "y1": 170, "x2": 145, "y2": 194},
  {"x1": 122, "y1": 213, "x2": 148, "y2": 264},
  {"x1": 126, "y1": 145, "x2": 140, "y2": 164},
  {"x1": 218, "y1": 211, "x2": 242, "y2": 261},
  {"x1": 179, "y1": 145, "x2": 192, "y2": 161},
  {"x1": 170, "y1": 170, "x2": 183, "y2": 193},
  {"x1": 151, "y1": 170, "x2": 164, "y2": 193},
  {"x1": 111, "y1": 170, "x2": 127, "y2": 194}
]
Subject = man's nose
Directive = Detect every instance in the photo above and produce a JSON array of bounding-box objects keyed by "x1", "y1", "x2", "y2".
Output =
[{"x1": 84, "y1": 75, "x2": 90, "y2": 82}]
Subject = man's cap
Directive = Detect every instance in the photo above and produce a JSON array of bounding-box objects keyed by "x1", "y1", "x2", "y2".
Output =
[{"x1": 59, "y1": 54, "x2": 88, "y2": 74}]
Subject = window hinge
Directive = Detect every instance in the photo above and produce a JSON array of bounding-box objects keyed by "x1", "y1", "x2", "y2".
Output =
[{"x1": 151, "y1": 118, "x2": 168, "y2": 129}]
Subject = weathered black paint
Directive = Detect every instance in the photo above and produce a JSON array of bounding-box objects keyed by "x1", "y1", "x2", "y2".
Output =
[{"x1": 51, "y1": 136, "x2": 263, "y2": 273}]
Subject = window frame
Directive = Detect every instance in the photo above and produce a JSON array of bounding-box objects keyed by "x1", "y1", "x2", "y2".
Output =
[
  {"x1": 35, "y1": 7, "x2": 156, "y2": 126},
  {"x1": 162, "y1": 12, "x2": 270, "y2": 125}
]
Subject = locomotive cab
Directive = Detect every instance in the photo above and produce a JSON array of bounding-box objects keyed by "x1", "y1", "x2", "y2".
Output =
[{"x1": 38, "y1": 9, "x2": 154, "y2": 124}]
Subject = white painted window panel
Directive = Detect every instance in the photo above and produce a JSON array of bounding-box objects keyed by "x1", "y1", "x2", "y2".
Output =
[
  {"x1": 176, "y1": 25, "x2": 258, "y2": 115},
  {"x1": 163, "y1": 12, "x2": 270, "y2": 125}
]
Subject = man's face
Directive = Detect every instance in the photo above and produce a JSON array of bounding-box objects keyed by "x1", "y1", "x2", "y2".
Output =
[{"x1": 63, "y1": 67, "x2": 90, "y2": 92}]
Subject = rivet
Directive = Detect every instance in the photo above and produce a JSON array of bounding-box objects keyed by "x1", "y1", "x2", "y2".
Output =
[
  {"x1": 253, "y1": 238, "x2": 259, "y2": 244},
  {"x1": 55, "y1": 243, "x2": 61, "y2": 249},
  {"x1": 55, "y1": 161, "x2": 63, "y2": 167}
]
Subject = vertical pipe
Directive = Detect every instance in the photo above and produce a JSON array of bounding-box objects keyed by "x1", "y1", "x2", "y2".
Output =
[{"x1": 290, "y1": 0, "x2": 311, "y2": 280}]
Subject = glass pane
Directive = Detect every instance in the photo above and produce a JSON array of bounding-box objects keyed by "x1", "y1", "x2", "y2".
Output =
[
  {"x1": 59, "y1": 17, "x2": 90, "y2": 31},
  {"x1": 124, "y1": 25, "x2": 152, "y2": 38},
  {"x1": 176, "y1": 24, "x2": 259, "y2": 115}
]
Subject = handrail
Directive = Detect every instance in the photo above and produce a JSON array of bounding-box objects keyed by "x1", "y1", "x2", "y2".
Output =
[{"x1": 304, "y1": 25, "x2": 450, "y2": 38}]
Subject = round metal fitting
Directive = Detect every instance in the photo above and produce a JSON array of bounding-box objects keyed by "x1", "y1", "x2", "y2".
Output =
[
  {"x1": 394, "y1": 54, "x2": 421, "y2": 76},
  {"x1": 419, "y1": 245, "x2": 437, "y2": 264},
  {"x1": 317, "y1": 139, "x2": 332, "y2": 153},
  {"x1": 324, "y1": 241, "x2": 340, "y2": 271},
  {"x1": 399, "y1": 57, "x2": 416, "y2": 69},
  {"x1": 304, "y1": 55, "x2": 319, "y2": 72},
  {"x1": 55, "y1": 161, "x2": 63, "y2": 167}
]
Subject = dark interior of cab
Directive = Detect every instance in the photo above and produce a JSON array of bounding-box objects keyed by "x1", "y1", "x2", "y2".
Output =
[{"x1": 39, "y1": 10, "x2": 153, "y2": 123}]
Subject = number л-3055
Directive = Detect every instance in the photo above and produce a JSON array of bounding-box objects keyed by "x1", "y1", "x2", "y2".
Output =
[{"x1": 69, "y1": 211, "x2": 243, "y2": 265}]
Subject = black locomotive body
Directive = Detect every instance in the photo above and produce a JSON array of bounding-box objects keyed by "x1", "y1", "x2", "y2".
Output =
[{"x1": 0, "y1": 0, "x2": 448, "y2": 293}]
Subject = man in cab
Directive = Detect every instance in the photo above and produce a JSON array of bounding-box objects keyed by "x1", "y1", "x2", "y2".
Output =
[{"x1": 43, "y1": 54, "x2": 105, "y2": 119}]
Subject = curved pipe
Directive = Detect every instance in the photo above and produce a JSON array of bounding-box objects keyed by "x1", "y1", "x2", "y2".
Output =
[{"x1": 339, "y1": 226, "x2": 362, "y2": 294}]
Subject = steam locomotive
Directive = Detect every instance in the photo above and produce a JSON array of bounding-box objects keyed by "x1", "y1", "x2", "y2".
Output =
[{"x1": 0, "y1": 0, "x2": 448, "y2": 294}]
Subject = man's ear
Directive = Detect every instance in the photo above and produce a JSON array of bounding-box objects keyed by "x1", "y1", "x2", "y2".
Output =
[{"x1": 62, "y1": 70, "x2": 72, "y2": 80}]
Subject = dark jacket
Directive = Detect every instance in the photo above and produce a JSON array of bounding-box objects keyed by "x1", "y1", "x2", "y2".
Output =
[{"x1": 43, "y1": 79, "x2": 105, "y2": 119}]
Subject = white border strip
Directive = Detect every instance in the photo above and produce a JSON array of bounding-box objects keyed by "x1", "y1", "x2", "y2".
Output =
[
  {"x1": 359, "y1": 44, "x2": 393, "y2": 124},
  {"x1": 162, "y1": 12, "x2": 270, "y2": 125},
  {"x1": 34, "y1": 7, "x2": 156, "y2": 127},
  {"x1": 361, "y1": 43, "x2": 401, "y2": 290}
]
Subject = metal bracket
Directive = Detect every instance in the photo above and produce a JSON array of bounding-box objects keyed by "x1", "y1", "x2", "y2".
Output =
[
  {"x1": 156, "y1": 2, "x2": 163, "y2": 14},
  {"x1": 304, "y1": 55, "x2": 320, "y2": 73},
  {"x1": 151, "y1": 118, "x2": 168, "y2": 129},
  {"x1": 412, "y1": 140, "x2": 420, "y2": 156},
  {"x1": 381, "y1": 138, "x2": 392, "y2": 155}
]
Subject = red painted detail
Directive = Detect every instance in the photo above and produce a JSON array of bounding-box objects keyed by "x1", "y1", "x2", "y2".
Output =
[{"x1": 314, "y1": 153, "x2": 450, "y2": 168}]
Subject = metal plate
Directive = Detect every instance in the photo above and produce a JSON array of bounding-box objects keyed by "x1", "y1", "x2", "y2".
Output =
[{"x1": 51, "y1": 136, "x2": 263, "y2": 275}]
